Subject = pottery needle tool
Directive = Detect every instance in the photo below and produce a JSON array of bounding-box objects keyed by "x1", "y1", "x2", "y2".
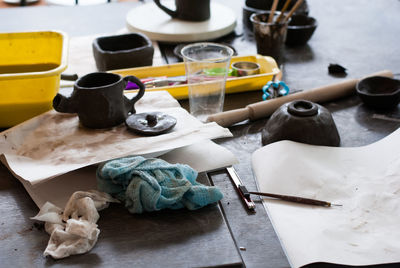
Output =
[
  {"x1": 226, "y1": 167, "x2": 256, "y2": 212},
  {"x1": 275, "y1": 0, "x2": 292, "y2": 23},
  {"x1": 282, "y1": 0, "x2": 304, "y2": 23},
  {"x1": 241, "y1": 188, "x2": 341, "y2": 207},
  {"x1": 268, "y1": 0, "x2": 280, "y2": 23}
]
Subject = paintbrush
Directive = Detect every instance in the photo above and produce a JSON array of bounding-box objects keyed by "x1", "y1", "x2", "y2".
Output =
[
  {"x1": 251, "y1": 192, "x2": 342, "y2": 207},
  {"x1": 243, "y1": 189, "x2": 342, "y2": 207},
  {"x1": 268, "y1": 0, "x2": 280, "y2": 23},
  {"x1": 275, "y1": 0, "x2": 292, "y2": 23},
  {"x1": 282, "y1": 0, "x2": 304, "y2": 23}
]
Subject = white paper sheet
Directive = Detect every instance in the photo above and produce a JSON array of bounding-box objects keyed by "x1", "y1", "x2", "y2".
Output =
[
  {"x1": 252, "y1": 128, "x2": 400, "y2": 267},
  {"x1": 0, "y1": 91, "x2": 232, "y2": 185}
]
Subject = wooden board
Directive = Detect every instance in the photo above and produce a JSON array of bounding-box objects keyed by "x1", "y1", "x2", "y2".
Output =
[
  {"x1": 126, "y1": 1, "x2": 237, "y2": 42},
  {"x1": 0, "y1": 165, "x2": 243, "y2": 267}
]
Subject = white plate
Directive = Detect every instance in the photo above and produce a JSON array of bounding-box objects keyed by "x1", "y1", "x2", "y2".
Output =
[
  {"x1": 126, "y1": 1, "x2": 237, "y2": 42},
  {"x1": 45, "y1": 0, "x2": 114, "y2": 6},
  {"x1": 3, "y1": 0, "x2": 38, "y2": 5}
]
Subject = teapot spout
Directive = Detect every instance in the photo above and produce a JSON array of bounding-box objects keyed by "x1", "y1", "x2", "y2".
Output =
[{"x1": 53, "y1": 93, "x2": 77, "y2": 113}]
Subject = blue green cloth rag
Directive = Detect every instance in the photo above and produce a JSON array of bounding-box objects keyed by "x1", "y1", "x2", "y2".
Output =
[{"x1": 96, "y1": 156, "x2": 223, "y2": 213}]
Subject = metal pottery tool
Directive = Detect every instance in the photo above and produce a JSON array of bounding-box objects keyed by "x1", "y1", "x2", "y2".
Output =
[
  {"x1": 207, "y1": 70, "x2": 393, "y2": 127},
  {"x1": 226, "y1": 167, "x2": 256, "y2": 212},
  {"x1": 143, "y1": 76, "x2": 187, "y2": 88}
]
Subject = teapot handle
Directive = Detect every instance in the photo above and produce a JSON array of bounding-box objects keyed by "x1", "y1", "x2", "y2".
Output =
[
  {"x1": 153, "y1": 0, "x2": 178, "y2": 18},
  {"x1": 123, "y1": 76, "x2": 146, "y2": 114}
]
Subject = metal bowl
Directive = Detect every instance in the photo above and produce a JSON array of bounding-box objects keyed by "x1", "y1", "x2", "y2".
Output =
[{"x1": 231, "y1": 61, "x2": 260, "y2": 77}]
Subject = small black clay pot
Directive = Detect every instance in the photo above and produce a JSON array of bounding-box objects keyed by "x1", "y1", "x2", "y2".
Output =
[
  {"x1": 356, "y1": 76, "x2": 400, "y2": 110},
  {"x1": 93, "y1": 33, "x2": 154, "y2": 71},
  {"x1": 285, "y1": 14, "x2": 317, "y2": 46},
  {"x1": 262, "y1": 100, "x2": 340, "y2": 146},
  {"x1": 242, "y1": 0, "x2": 309, "y2": 30}
]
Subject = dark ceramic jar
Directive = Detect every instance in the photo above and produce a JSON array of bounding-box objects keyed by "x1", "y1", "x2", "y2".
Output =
[
  {"x1": 92, "y1": 33, "x2": 154, "y2": 71},
  {"x1": 262, "y1": 100, "x2": 340, "y2": 146}
]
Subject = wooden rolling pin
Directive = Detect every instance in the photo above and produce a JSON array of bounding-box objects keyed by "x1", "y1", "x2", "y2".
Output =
[{"x1": 207, "y1": 70, "x2": 393, "y2": 127}]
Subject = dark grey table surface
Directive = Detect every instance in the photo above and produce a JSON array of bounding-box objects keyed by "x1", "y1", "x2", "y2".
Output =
[{"x1": 1, "y1": 0, "x2": 400, "y2": 267}]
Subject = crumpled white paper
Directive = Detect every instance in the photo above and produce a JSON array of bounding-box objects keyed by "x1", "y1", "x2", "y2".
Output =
[
  {"x1": 17, "y1": 139, "x2": 237, "y2": 209},
  {"x1": 0, "y1": 91, "x2": 232, "y2": 185},
  {"x1": 252, "y1": 128, "x2": 400, "y2": 267},
  {"x1": 31, "y1": 190, "x2": 119, "y2": 259}
]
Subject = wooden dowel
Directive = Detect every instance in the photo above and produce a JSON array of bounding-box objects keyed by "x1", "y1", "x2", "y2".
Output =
[
  {"x1": 276, "y1": 0, "x2": 292, "y2": 23},
  {"x1": 268, "y1": 0, "x2": 280, "y2": 23},
  {"x1": 282, "y1": 0, "x2": 304, "y2": 23},
  {"x1": 206, "y1": 70, "x2": 394, "y2": 127}
]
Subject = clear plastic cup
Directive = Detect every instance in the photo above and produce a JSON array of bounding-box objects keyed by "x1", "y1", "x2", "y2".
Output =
[{"x1": 181, "y1": 42, "x2": 233, "y2": 122}]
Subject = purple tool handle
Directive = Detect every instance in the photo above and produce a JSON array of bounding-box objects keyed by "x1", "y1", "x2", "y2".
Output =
[{"x1": 126, "y1": 81, "x2": 139, "y2": 90}]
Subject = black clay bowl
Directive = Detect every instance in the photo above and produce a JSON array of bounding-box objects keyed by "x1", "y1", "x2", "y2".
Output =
[
  {"x1": 356, "y1": 76, "x2": 400, "y2": 110},
  {"x1": 243, "y1": 0, "x2": 309, "y2": 30},
  {"x1": 93, "y1": 33, "x2": 154, "y2": 71},
  {"x1": 262, "y1": 100, "x2": 340, "y2": 146},
  {"x1": 285, "y1": 15, "x2": 317, "y2": 46}
]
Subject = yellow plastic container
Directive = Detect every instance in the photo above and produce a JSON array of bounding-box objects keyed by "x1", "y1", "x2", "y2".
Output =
[
  {"x1": 0, "y1": 31, "x2": 68, "y2": 127},
  {"x1": 112, "y1": 54, "x2": 280, "y2": 100}
]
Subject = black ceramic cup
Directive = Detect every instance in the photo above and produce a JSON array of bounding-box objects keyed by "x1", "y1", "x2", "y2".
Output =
[
  {"x1": 154, "y1": 0, "x2": 210, "y2": 22},
  {"x1": 285, "y1": 14, "x2": 317, "y2": 46},
  {"x1": 53, "y1": 72, "x2": 146, "y2": 129},
  {"x1": 92, "y1": 33, "x2": 154, "y2": 71}
]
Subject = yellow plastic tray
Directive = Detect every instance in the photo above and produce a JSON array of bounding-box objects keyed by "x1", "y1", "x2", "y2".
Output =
[
  {"x1": 112, "y1": 54, "x2": 280, "y2": 100},
  {"x1": 0, "y1": 31, "x2": 68, "y2": 128}
]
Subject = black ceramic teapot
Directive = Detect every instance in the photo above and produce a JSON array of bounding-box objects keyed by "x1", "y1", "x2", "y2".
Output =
[{"x1": 53, "y1": 72, "x2": 145, "y2": 129}]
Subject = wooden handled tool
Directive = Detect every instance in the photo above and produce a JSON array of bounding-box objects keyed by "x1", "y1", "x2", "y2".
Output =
[
  {"x1": 247, "y1": 191, "x2": 341, "y2": 207},
  {"x1": 207, "y1": 70, "x2": 393, "y2": 127}
]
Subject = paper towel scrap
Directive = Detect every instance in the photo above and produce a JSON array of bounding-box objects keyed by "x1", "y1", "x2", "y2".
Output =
[
  {"x1": 252, "y1": 128, "x2": 400, "y2": 267},
  {"x1": 31, "y1": 190, "x2": 119, "y2": 259}
]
